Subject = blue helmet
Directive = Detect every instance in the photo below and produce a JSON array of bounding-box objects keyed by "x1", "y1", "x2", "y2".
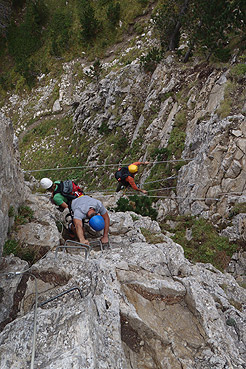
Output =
[{"x1": 89, "y1": 215, "x2": 105, "y2": 231}]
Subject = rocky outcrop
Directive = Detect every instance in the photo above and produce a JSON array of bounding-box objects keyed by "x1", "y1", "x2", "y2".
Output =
[
  {"x1": 0, "y1": 16, "x2": 245, "y2": 369},
  {"x1": 178, "y1": 115, "x2": 246, "y2": 217},
  {"x1": 1, "y1": 51, "x2": 245, "y2": 239},
  {"x1": 15, "y1": 193, "x2": 63, "y2": 249},
  {"x1": 0, "y1": 194, "x2": 245, "y2": 369},
  {"x1": 0, "y1": 113, "x2": 25, "y2": 254},
  {"x1": 71, "y1": 58, "x2": 246, "y2": 231}
]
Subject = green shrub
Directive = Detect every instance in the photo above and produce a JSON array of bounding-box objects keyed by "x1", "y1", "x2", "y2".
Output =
[
  {"x1": 213, "y1": 47, "x2": 231, "y2": 62},
  {"x1": 7, "y1": 0, "x2": 47, "y2": 84},
  {"x1": 98, "y1": 121, "x2": 111, "y2": 135},
  {"x1": 229, "y1": 64, "x2": 246, "y2": 80},
  {"x1": 115, "y1": 195, "x2": 158, "y2": 220},
  {"x1": 150, "y1": 147, "x2": 169, "y2": 161},
  {"x1": 8, "y1": 206, "x2": 15, "y2": 217},
  {"x1": 140, "y1": 47, "x2": 163, "y2": 73},
  {"x1": 152, "y1": 0, "x2": 181, "y2": 50},
  {"x1": 3, "y1": 239, "x2": 20, "y2": 256},
  {"x1": 115, "y1": 197, "x2": 132, "y2": 212},
  {"x1": 49, "y1": 9, "x2": 73, "y2": 56},
  {"x1": 116, "y1": 136, "x2": 128, "y2": 152},
  {"x1": 77, "y1": 0, "x2": 100, "y2": 41},
  {"x1": 86, "y1": 59, "x2": 103, "y2": 81},
  {"x1": 15, "y1": 205, "x2": 34, "y2": 226},
  {"x1": 168, "y1": 127, "x2": 186, "y2": 158},
  {"x1": 3, "y1": 238, "x2": 36, "y2": 264},
  {"x1": 107, "y1": 2, "x2": 121, "y2": 27},
  {"x1": 162, "y1": 216, "x2": 238, "y2": 271}
]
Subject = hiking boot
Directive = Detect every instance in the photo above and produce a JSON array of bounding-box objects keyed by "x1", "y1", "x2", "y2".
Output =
[
  {"x1": 68, "y1": 222, "x2": 75, "y2": 238},
  {"x1": 116, "y1": 183, "x2": 124, "y2": 192}
]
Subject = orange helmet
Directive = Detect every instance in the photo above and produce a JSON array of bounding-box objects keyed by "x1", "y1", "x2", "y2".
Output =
[{"x1": 128, "y1": 164, "x2": 138, "y2": 174}]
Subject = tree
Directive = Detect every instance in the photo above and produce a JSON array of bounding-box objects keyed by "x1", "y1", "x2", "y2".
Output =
[
  {"x1": 153, "y1": 0, "x2": 245, "y2": 61},
  {"x1": 49, "y1": 9, "x2": 73, "y2": 56},
  {"x1": 107, "y1": 2, "x2": 120, "y2": 27},
  {"x1": 77, "y1": 0, "x2": 100, "y2": 41},
  {"x1": 7, "y1": 0, "x2": 47, "y2": 83},
  {"x1": 184, "y1": 0, "x2": 245, "y2": 60},
  {"x1": 0, "y1": 0, "x2": 11, "y2": 36},
  {"x1": 152, "y1": 0, "x2": 189, "y2": 51}
]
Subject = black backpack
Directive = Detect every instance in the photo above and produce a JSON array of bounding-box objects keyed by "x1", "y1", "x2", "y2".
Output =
[
  {"x1": 115, "y1": 167, "x2": 132, "y2": 183},
  {"x1": 53, "y1": 180, "x2": 84, "y2": 203},
  {"x1": 52, "y1": 181, "x2": 84, "y2": 232}
]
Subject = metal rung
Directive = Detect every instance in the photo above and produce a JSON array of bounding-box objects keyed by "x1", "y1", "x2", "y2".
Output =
[
  {"x1": 65, "y1": 238, "x2": 111, "y2": 252},
  {"x1": 88, "y1": 239, "x2": 112, "y2": 251},
  {"x1": 64, "y1": 239, "x2": 91, "y2": 249},
  {"x1": 89, "y1": 240, "x2": 103, "y2": 251},
  {"x1": 39, "y1": 286, "x2": 83, "y2": 307},
  {"x1": 55, "y1": 244, "x2": 89, "y2": 259},
  {"x1": 64, "y1": 239, "x2": 91, "y2": 254}
]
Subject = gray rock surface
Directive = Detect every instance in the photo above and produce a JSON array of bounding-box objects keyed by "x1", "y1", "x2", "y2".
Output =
[
  {"x1": 0, "y1": 113, "x2": 25, "y2": 254},
  {"x1": 0, "y1": 20, "x2": 245, "y2": 369},
  {"x1": 0, "y1": 195, "x2": 245, "y2": 369}
]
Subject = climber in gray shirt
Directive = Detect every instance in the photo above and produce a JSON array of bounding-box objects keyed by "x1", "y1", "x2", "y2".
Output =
[{"x1": 71, "y1": 195, "x2": 109, "y2": 246}]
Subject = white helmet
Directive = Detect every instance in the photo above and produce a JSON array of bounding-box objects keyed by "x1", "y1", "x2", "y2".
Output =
[{"x1": 40, "y1": 178, "x2": 53, "y2": 190}]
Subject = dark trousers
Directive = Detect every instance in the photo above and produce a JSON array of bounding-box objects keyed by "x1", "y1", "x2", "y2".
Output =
[{"x1": 116, "y1": 182, "x2": 124, "y2": 192}]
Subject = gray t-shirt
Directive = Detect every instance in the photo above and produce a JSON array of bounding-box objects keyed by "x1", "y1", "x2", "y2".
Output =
[{"x1": 71, "y1": 195, "x2": 107, "y2": 220}]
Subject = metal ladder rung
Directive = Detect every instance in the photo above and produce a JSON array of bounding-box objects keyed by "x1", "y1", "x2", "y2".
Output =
[
  {"x1": 39, "y1": 286, "x2": 83, "y2": 307},
  {"x1": 55, "y1": 243, "x2": 89, "y2": 259}
]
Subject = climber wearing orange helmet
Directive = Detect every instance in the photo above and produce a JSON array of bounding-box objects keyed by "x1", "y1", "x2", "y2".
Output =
[{"x1": 115, "y1": 161, "x2": 149, "y2": 194}]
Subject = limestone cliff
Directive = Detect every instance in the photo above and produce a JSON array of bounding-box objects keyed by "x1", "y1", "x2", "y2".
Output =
[
  {"x1": 0, "y1": 113, "x2": 25, "y2": 254},
  {"x1": 2, "y1": 52, "x2": 245, "y2": 244},
  {"x1": 0, "y1": 27, "x2": 246, "y2": 369}
]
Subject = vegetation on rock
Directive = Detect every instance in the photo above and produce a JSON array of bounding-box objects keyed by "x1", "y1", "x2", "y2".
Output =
[{"x1": 162, "y1": 215, "x2": 239, "y2": 271}]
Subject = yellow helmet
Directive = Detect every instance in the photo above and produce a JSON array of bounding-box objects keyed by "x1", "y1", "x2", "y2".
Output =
[{"x1": 128, "y1": 164, "x2": 138, "y2": 174}]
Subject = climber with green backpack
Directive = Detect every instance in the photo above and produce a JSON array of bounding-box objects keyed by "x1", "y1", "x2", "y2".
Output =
[
  {"x1": 114, "y1": 161, "x2": 149, "y2": 194},
  {"x1": 40, "y1": 178, "x2": 109, "y2": 244},
  {"x1": 40, "y1": 178, "x2": 84, "y2": 236},
  {"x1": 40, "y1": 178, "x2": 84, "y2": 211}
]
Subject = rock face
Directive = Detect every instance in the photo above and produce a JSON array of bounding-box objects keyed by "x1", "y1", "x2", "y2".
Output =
[
  {"x1": 1, "y1": 51, "x2": 245, "y2": 245},
  {"x1": 178, "y1": 114, "x2": 246, "y2": 219},
  {"x1": 0, "y1": 113, "x2": 25, "y2": 254},
  {"x1": 0, "y1": 195, "x2": 245, "y2": 369},
  {"x1": 0, "y1": 34, "x2": 246, "y2": 367},
  {"x1": 71, "y1": 59, "x2": 246, "y2": 238}
]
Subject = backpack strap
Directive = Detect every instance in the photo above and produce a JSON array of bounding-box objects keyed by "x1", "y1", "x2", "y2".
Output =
[
  {"x1": 53, "y1": 181, "x2": 78, "y2": 201},
  {"x1": 53, "y1": 182, "x2": 63, "y2": 196}
]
